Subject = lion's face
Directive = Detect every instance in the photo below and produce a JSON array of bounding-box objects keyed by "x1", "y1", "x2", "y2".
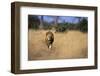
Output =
[{"x1": 46, "y1": 34, "x2": 53, "y2": 41}]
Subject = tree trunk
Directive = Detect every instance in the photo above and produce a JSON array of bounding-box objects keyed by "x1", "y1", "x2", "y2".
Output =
[
  {"x1": 54, "y1": 16, "x2": 58, "y2": 26},
  {"x1": 39, "y1": 16, "x2": 44, "y2": 29}
]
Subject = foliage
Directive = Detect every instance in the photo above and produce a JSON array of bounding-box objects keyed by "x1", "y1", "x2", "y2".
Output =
[
  {"x1": 56, "y1": 23, "x2": 68, "y2": 32},
  {"x1": 78, "y1": 18, "x2": 88, "y2": 32},
  {"x1": 28, "y1": 15, "x2": 88, "y2": 33},
  {"x1": 28, "y1": 15, "x2": 40, "y2": 29}
]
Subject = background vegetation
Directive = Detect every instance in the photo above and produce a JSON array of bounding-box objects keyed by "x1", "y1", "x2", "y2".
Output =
[{"x1": 28, "y1": 15, "x2": 88, "y2": 32}]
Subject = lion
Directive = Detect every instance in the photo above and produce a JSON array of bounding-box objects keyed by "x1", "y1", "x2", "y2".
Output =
[{"x1": 45, "y1": 31, "x2": 54, "y2": 49}]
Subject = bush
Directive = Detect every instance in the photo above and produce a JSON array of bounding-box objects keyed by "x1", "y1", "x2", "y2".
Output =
[
  {"x1": 28, "y1": 15, "x2": 40, "y2": 29},
  {"x1": 79, "y1": 18, "x2": 88, "y2": 32}
]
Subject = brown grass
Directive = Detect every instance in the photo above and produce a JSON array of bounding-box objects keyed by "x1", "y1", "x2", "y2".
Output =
[{"x1": 28, "y1": 29, "x2": 88, "y2": 60}]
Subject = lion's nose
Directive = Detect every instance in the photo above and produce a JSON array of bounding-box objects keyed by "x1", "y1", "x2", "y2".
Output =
[
  {"x1": 48, "y1": 38, "x2": 51, "y2": 40},
  {"x1": 48, "y1": 37, "x2": 52, "y2": 40}
]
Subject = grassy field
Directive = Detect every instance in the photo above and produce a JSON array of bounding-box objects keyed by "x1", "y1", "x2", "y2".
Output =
[{"x1": 28, "y1": 29, "x2": 88, "y2": 60}]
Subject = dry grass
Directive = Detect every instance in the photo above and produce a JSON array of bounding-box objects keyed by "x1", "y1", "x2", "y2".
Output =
[{"x1": 28, "y1": 29, "x2": 88, "y2": 60}]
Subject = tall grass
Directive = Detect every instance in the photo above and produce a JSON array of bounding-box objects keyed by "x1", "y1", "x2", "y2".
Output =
[{"x1": 28, "y1": 29, "x2": 88, "y2": 60}]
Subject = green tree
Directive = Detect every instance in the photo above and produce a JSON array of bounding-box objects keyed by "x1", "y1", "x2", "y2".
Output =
[
  {"x1": 28, "y1": 15, "x2": 40, "y2": 29},
  {"x1": 79, "y1": 18, "x2": 88, "y2": 32}
]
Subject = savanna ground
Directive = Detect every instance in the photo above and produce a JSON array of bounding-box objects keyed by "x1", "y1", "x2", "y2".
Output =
[{"x1": 28, "y1": 29, "x2": 88, "y2": 60}]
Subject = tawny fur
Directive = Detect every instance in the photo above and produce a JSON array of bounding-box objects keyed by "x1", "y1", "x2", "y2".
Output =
[{"x1": 45, "y1": 31, "x2": 54, "y2": 49}]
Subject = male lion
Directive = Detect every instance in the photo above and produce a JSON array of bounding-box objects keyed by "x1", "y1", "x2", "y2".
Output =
[{"x1": 45, "y1": 31, "x2": 54, "y2": 49}]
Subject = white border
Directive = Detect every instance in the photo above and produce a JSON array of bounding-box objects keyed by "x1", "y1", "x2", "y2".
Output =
[{"x1": 20, "y1": 6, "x2": 95, "y2": 70}]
